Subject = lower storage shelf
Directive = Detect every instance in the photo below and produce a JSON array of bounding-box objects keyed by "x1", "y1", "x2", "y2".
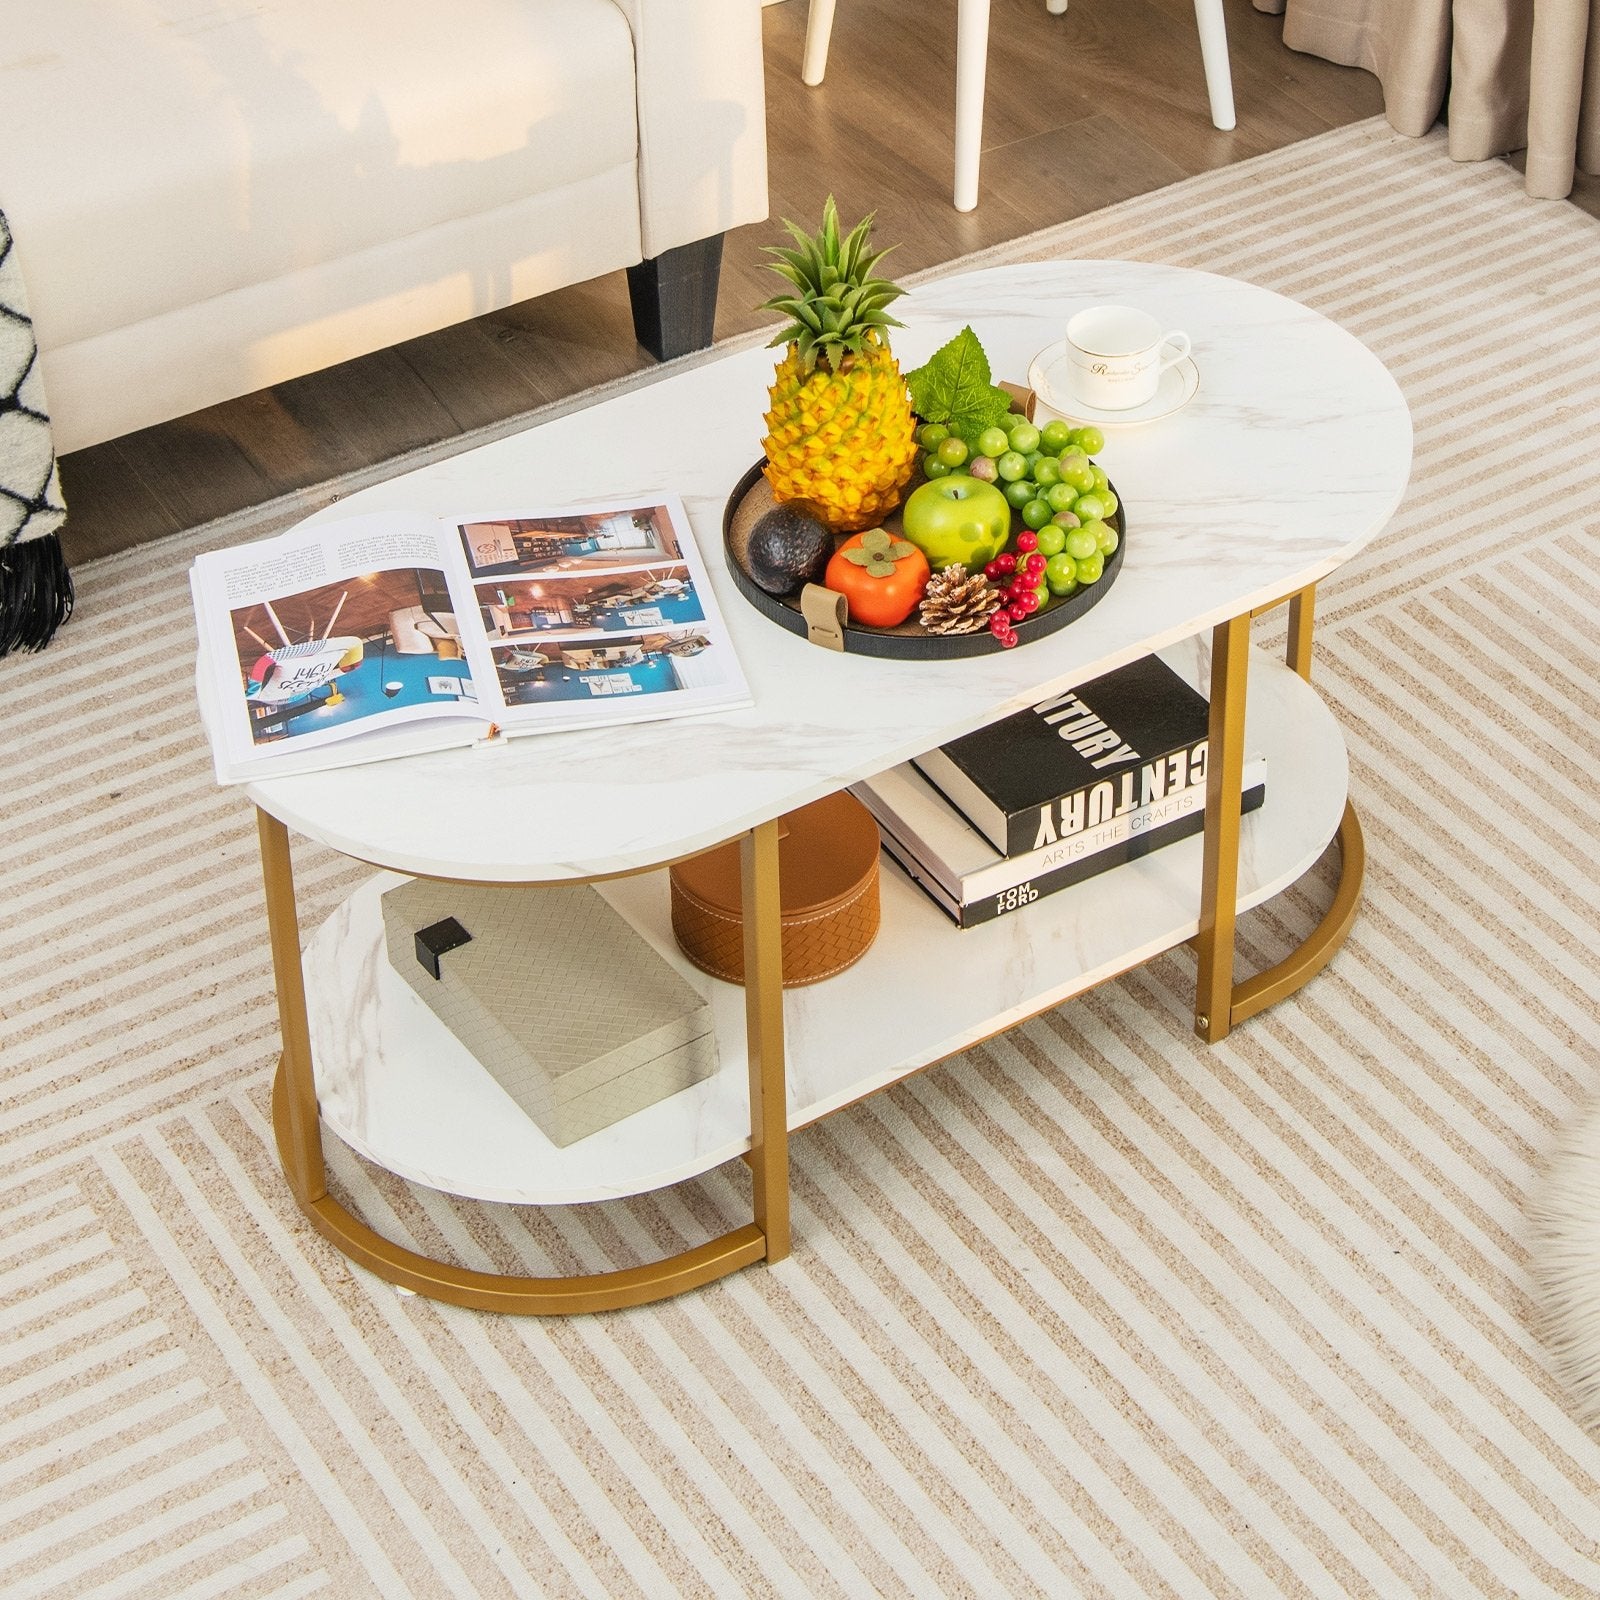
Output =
[{"x1": 303, "y1": 639, "x2": 1348, "y2": 1207}]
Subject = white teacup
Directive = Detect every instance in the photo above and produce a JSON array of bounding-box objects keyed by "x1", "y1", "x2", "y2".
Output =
[{"x1": 1064, "y1": 306, "x2": 1191, "y2": 412}]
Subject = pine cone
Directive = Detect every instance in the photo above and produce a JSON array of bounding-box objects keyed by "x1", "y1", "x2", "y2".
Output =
[{"x1": 918, "y1": 564, "x2": 1000, "y2": 634}]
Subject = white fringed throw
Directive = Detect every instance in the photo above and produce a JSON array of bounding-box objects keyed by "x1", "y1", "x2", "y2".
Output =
[
  {"x1": 1529, "y1": 1096, "x2": 1600, "y2": 1434},
  {"x1": 0, "y1": 208, "x2": 71, "y2": 654}
]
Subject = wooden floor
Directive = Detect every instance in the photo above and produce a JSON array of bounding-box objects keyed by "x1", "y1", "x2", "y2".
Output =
[{"x1": 58, "y1": 0, "x2": 1402, "y2": 564}]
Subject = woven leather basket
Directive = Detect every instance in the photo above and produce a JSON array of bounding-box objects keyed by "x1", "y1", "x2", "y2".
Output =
[{"x1": 669, "y1": 792, "x2": 880, "y2": 987}]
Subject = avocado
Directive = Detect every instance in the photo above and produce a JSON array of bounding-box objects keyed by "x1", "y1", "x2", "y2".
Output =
[{"x1": 746, "y1": 502, "x2": 833, "y2": 596}]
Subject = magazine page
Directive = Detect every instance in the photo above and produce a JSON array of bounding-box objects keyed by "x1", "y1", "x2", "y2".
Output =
[
  {"x1": 445, "y1": 495, "x2": 752, "y2": 734},
  {"x1": 191, "y1": 511, "x2": 496, "y2": 782}
]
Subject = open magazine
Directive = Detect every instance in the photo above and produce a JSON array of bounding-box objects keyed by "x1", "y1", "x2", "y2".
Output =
[{"x1": 190, "y1": 496, "x2": 751, "y2": 783}]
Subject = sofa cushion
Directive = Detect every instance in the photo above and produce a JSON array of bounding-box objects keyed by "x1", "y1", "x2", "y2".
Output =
[{"x1": 0, "y1": 0, "x2": 639, "y2": 351}]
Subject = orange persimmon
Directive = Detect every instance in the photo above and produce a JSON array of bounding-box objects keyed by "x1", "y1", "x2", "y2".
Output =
[{"x1": 824, "y1": 528, "x2": 930, "y2": 628}]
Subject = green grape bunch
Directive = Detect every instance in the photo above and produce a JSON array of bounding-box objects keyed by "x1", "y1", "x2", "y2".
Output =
[{"x1": 913, "y1": 412, "x2": 1118, "y2": 601}]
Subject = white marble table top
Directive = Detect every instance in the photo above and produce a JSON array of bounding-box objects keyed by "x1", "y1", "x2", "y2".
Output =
[{"x1": 249, "y1": 260, "x2": 1412, "y2": 881}]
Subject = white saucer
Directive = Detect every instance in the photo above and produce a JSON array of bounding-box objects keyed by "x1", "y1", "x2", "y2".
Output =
[{"x1": 1027, "y1": 340, "x2": 1201, "y2": 427}]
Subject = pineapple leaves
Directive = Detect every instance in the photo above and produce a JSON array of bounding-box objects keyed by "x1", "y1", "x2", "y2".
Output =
[
  {"x1": 904, "y1": 327, "x2": 1013, "y2": 440},
  {"x1": 820, "y1": 196, "x2": 841, "y2": 261},
  {"x1": 761, "y1": 196, "x2": 907, "y2": 373}
]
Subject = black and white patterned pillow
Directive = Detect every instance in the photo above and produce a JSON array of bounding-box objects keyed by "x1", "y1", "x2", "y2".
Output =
[
  {"x1": 0, "y1": 211, "x2": 66, "y2": 549},
  {"x1": 0, "y1": 209, "x2": 72, "y2": 654}
]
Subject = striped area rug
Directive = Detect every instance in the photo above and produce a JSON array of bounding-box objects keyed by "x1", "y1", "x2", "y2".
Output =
[{"x1": 4, "y1": 120, "x2": 1599, "y2": 1597}]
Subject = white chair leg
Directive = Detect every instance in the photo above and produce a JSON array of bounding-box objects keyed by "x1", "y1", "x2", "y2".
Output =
[
  {"x1": 803, "y1": 0, "x2": 836, "y2": 87},
  {"x1": 1192, "y1": 0, "x2": 1236, "y2": 130},
  {"x1": 1046, "y1": 0, "x2": 1068, "y2": 14},
  {"x1": 953, "y1": 0, "x2": 991, "y2": 211}
]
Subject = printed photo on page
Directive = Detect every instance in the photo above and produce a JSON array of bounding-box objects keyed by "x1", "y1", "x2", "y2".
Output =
[{"x1": 447, "y1": 497, "x2": 748, "y2": 730}]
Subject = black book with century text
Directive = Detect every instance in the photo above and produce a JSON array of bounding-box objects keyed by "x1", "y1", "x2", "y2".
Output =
[{"x1": 912, "y1": 654, "x2": 1215, "y2": 857}]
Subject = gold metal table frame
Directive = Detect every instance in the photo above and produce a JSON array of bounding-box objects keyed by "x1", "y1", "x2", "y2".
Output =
[{"x1": 256, "y1": 584, "x2": 1361, "y2": 1315}]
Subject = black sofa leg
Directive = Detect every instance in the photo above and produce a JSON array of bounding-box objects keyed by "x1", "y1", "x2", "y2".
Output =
[{"x1": 627, "y1": 233, "x2": 724, "y2": 362}]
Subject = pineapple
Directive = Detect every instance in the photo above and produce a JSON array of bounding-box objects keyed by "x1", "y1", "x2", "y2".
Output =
[{"x1": 760, "y1": 197, "x2": 919, "y2": 534}]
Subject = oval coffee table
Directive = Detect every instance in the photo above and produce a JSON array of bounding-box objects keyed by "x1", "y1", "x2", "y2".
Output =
[{"x1": 247, "y1": 260, "x2": 1413, "y2": 1314}]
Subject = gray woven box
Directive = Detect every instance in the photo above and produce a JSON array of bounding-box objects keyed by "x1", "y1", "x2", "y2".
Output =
[{"x1": 381, "y1": 878, "x2": 717, "y2": 1148}]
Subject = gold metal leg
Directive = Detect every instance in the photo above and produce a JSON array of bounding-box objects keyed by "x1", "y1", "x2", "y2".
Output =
[
  {"x1": 256, "y1": 809, "x2": 790, "y2": 1314},
  {"x1": 1229, "y1": 801, "x2": 1365, "y2": 1026},
  {"x1": 742, "y1": 818, "x2": 791, "y2": 1261},
  {"x1": 1194, "y1": 613, "x2": 1250, "y2": 1042},
  {"x1": 257, "y1": 810, "x2": 326, "y2": 1203},
  {"x1": 1286, "y1": 584, "x2": 1316, "y2": 681},
  {"x1": 1194, "y1": 582, "x2": 1367, "y2": 1040},
  {"x1": 1252, "y1": 580, "x2": 1317, "y2": 681}
]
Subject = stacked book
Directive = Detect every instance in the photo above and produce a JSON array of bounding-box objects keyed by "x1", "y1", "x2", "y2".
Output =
[{"x1": 852, "y1": 653, "x2": 1266, "y2": 928}]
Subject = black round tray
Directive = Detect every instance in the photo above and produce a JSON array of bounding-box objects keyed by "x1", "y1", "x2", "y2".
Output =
[{"x1": 722, "y1": 460, "x2": 1126, "y2": 659}]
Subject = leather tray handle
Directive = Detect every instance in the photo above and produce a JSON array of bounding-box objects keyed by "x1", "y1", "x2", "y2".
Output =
[{"x1": 799, "y1": 584, "x2": 848, "y2": 652}]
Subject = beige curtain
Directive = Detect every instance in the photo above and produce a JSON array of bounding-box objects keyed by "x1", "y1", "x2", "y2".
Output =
[{"x1": 1252, "y1": 0, "x2": 1600, "y2": 197}]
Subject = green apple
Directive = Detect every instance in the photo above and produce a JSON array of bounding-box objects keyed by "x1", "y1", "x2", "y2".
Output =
[{"x1": 899, "y1": 474, "x2": 1012, "y2": 572}]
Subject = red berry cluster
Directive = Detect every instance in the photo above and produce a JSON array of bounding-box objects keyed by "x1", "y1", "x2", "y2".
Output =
[{"x1": 982, "y1": 531, "x2": 1048, "y2": 649}]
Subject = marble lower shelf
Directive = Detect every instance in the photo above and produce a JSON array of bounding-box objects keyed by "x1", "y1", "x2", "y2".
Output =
[{"x1": 303, "y1": 643, "x2": 1347, "y2": 1206}]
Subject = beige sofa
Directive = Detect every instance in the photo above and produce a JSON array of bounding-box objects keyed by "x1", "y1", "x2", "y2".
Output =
[{"x1": 0, "y1": 0, "x2": 768, "y2": 455}]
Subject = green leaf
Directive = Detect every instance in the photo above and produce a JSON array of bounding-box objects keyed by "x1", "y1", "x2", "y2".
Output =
[
  {"x1": 904, "y1": 326, "x2": 1013, "y2": 439},
  {"x1": 840, "y1": 527, "x2": 912, "y2": 578}
]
